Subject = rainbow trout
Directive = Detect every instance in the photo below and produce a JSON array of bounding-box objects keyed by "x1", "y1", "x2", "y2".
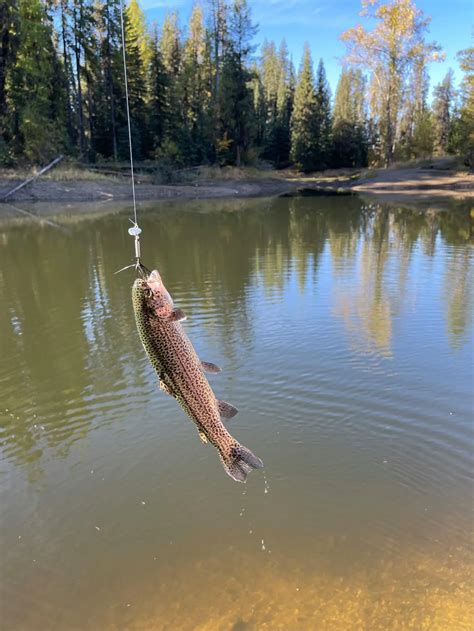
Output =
[{"x1": 132, "y1": 270, "x2": 263, "y2": 482}]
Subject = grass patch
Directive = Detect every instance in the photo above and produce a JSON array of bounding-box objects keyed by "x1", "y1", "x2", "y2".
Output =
[
  {"x1": 187, "y1": 165, "x2": 279, "y2": 181},
  {"x1": 276, "y1": 167, "x2": 361, "y2": 182},
  {"x1": 43, "y1": 166, "x2": 110, "y2": 181},
  {"x1": 0, "y1": 164, "x2": 110, "y2": 182}
]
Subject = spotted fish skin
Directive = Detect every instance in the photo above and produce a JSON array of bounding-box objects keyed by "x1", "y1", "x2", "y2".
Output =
[{"x1": 132, "y1": 271, "x2": 263, "y2": 483}]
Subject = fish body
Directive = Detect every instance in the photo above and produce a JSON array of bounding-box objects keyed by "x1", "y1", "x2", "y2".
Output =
[{"x1": 132, "y1": 270, "x2": 263, "y2": 482}]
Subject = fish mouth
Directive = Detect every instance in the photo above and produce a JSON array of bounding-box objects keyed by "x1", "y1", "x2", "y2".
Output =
[
  {"x1": 147, "y1": 270, "x2": 162, "y2": 284},
  {"x1": 146, "y1": 270, "x2": 164, "y2": 294},
  {"x1": 133, "y1": 265, "x2": 158, "y2": 295}
]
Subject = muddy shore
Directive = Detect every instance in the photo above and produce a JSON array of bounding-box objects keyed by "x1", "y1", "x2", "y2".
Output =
[{"x1": 0, "y1": 165, "x2": 472, "y2": 215}]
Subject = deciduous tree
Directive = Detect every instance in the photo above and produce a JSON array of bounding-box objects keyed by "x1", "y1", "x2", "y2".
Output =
[{"x1": 341, "y1": 0, "x2": 442, "y2": 165}]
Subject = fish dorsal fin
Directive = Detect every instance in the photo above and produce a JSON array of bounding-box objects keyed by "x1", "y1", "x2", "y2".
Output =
[
  {"x1": 201, "y1": 361, "x2": 222, "y2": 374},
  {"x1": 218, "y1": 400, "x2": 238, "y2": 419}
]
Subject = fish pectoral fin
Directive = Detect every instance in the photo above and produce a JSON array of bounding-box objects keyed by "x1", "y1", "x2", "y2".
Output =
[
  {"x1": 218, "y1": 400, "x2": 239, "y2": 419},
  {"x1": 198, "y1": 430, "x2": 208, "y2": 444},
  {"x1": 159, "y1": 308, "x2": 186, "y2": 322},
  {"x1": 159, "y1": 381, "x2": 174, "y2": 396},
  {"x1": 171, "y1": 308, "x2": 187, "y2": 322},
  {"x1": 201, "y1": 361, "x2": 222, "y2": 374}
]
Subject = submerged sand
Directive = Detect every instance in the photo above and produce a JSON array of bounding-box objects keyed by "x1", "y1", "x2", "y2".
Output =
[{"x1": 9, "y1": 539, "x2": 472, "y2": 630}]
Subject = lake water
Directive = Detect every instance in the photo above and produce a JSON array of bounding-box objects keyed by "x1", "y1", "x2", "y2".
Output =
[{"x1": 0, "y1": 196, "x2": 473, "y2": 630}]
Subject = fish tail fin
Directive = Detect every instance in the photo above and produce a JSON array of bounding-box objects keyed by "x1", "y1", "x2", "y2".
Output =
[{"x1": 220, "y1": 442, "x2": 264, "y2": 483}]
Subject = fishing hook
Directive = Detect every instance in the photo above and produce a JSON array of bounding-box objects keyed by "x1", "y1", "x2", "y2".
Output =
[{"x1": 114, "y1": 222, "x2": 150, "y2": 278}]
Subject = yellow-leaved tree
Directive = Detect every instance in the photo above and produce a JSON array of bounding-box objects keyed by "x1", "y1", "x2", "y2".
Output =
[{"x1": 341, "y1": 0, "x2": 443, "y2": 166}]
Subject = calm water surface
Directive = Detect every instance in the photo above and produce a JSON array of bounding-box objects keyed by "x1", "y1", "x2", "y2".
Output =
[{"x1": 0, "y1": 197, "x2": 473, "y2": 630}]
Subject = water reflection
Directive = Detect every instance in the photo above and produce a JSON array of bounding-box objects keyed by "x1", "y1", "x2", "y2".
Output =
[
  {"x1": 443, "y1": 249, "x2": 473, "y2": 349},
  {"x1": 0, "y1": 197, "x2": 473, "y2": 630},
  {"x1": 0, "y1": 198, "x2": 472, "y2": 472}
]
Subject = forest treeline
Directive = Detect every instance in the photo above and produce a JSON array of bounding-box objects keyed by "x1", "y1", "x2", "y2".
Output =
[{"x1": 0, "y1": 0, "x2": 472, "y2": 171}]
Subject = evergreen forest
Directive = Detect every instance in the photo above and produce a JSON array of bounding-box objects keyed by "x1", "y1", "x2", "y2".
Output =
[{"x1": 0, "y1": 0, "x2": 472, "y2": 170}]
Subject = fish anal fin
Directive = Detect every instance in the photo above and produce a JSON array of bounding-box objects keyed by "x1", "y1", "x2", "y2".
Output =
[
  {"x1": 218, "y1": 400, "x2": 238, "y2": 419},
  {"x1": 201, "y1": 361, "x2": 222, "y2": 374}
]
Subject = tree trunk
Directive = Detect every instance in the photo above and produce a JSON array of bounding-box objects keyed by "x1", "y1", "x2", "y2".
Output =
[
  {"x1": 60, "y1": 0, "x2": 74, "y2": 146},
  {"x1": 86, "y1": 68, "x2": 95, "y2": 161},
  {"x1": 105, "y1": 0, "x2": 118, "y2": 161},
  {"x1": 73, "y1": 0, "x2": 85, "y2": 154},
  {"x1": 385, "y1": 91, "x2": 393, "y2": 167},
  {"x1": 0, "y1": 1, "x2": 12, "y2": 137},
  {"x1": 236, "y1": 144, "x2": 241, "y2": 166}
]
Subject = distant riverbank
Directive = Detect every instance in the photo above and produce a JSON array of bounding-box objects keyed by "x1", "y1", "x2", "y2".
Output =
[{"x1": 0, "y1": 161, "x2": 472, "y2": 212}]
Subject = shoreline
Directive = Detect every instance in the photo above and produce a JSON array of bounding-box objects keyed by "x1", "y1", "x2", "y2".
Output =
[{"x1": 0, "y1": 166, "x2": 472, "y2": 216}]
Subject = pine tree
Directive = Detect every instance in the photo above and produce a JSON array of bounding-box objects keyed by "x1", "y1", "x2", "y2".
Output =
[
  {"x1": 94, "y1": 0, "x2": 123, "y2": 160},
  {"x1": 314, "y1": 58, "x2": 332, "y2": 169},
  {"x1": 411, "y1": 109, "x2": 434, "y2": 157},
  {"x1": 274, "y1": 79, "x2": 291, "y2": 165},
  {"x1": 179, "y1": 5, "x2": 212, "y2": 163},
  {"x1": 217, "y1": 0, "x2": 257, "y2": 165},
  {"x1": 208, "y1": 0, "x2": 228, "y2": 110},
  {"x1": 397, "y1": 57, "x2": 430, "y2": 160},
  {"x1": 273, "y1": 40, "x2": 293, "y2": 166},
  {"x1": 260, "y1": 40, "x2": 279, "y2": 160},
  {"x1": 57, "y1": 0, "x2": 76, "y2": 151},
  {"x1": 333, "y1": 69, "x2": 352, "y2": 123},
  {"x1": 8, "y1": 0, "x2": 66, "y2": 162},
  {"x1": 431, "y1": 68, "x2": 455, "y2": 156},
  {"x1": 250, "y1": 61, "x2": 266, "y2": 149},
  {"x1": 148, "y1": 28, "x2": 168, "y2": 156},
  {"x1": 161, "y1": 11, "x2": 181, "y2": 77},
  {"x1": 0, "y1": 0, "x2": 20, "y2": 164},
  {"x1": 159, "y1": 11, "x2": 183, "y2": 161},
  {"x1": 127, "y1": 0, "x2": 151, "y2": 69},
  {"x1": 290, "y1": 43, "x2": 318, "y2": 172},
  {"x1": 451, "y1": 47, "x2": 474, "y2": 166},
  {"x1": 117, "y1": 3, "x2": 147, "y2": 160},
  {"x1": 71, "y1": 0, "x2": 97, "y2": 156},
  {"x1": 333, "y1": 68, "x2": 368, "y2": 167},
  {"x1": 259, "y1": 38, "x2": 292, "y2": 165}
]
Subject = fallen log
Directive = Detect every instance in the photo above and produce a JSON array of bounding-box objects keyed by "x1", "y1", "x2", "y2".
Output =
[{"x1": 1, "y1": 155, "x2": 64, "y2": 202}]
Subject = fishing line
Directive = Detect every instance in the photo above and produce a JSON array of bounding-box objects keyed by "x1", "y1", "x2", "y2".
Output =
[{"x1": 118, "y1": 0, "x2": 143, "y2": 273}]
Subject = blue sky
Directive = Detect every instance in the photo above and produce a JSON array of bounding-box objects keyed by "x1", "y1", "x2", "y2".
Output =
[{"x1": 141, "y1": 0, "x2": 473, "y2": 95}]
